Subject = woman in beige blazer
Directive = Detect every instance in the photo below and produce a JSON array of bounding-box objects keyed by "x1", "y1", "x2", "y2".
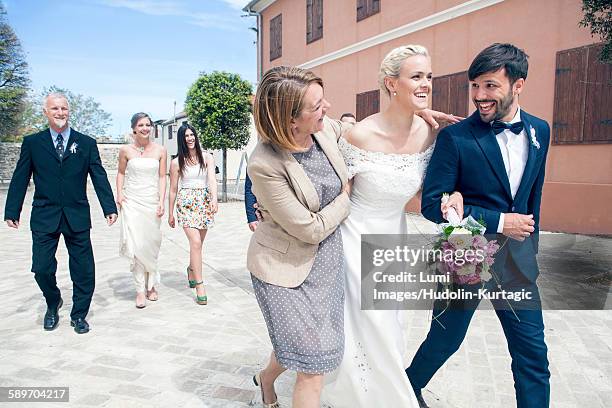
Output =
[{"x1": 247, "y1": 66, "x2": 351, "y2": 408}]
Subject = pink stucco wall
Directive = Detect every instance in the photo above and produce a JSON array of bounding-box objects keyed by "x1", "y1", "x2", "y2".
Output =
[{"x1": 258, "y1": 0, "x2": 611, "y2": 234}]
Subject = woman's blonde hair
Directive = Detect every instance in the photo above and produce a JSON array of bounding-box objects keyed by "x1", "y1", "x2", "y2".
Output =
[
  {"x1": 254, "y1": 66, "x2": 323, "y2": 151},
  {"x1": 378, "y1": 45, "x2": 429, "y2": 96}
]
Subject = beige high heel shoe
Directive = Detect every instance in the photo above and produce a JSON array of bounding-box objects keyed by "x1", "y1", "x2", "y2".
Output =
[
  {"x1": 146, "y1": 287, "x2": 158, "y2": 301},
  {"x1": 135, "y1": 292, "x2": 146, "y2": 309},
  {"x1": 252, "y1": 371, "x2": 280, "y2": 408}
]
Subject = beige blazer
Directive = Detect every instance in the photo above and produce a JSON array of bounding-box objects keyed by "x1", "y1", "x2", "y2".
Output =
[{"x1": 246, "y1": 116, "x2": 351, "y2": 288}]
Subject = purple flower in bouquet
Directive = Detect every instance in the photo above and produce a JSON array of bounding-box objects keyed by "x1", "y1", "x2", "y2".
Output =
[
  {"x1": 433, "y1": 215, "x2": 501, "y2": 285},
  {"x1": 472, "y1": 234, "x2": 487, "y2": 249}
]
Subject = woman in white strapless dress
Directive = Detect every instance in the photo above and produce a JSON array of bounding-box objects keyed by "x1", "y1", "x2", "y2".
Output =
[
  {"x1": 116, "y1": 113, "x2": 167, "y2": 309},
  {"x1": 322, "y1": 45, "x2": 462, "y2": 407}
]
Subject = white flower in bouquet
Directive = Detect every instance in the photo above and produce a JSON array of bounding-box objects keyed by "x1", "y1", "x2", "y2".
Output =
[
  {"x1": 480, "y1": 263, "x2": 493, "y2": 281},
  {"x1": 448, "y1": 227, "x2": 473, "y2": 248},
  {"x1": 480, "y1": 270, "x2": 492, "y2": 282},
  {"x1": 456, "y1": 263, "x2": 476, "y2": 276}
]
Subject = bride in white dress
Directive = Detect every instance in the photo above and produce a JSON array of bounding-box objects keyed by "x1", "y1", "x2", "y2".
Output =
[
  {"x1": 322, "y1": 45, "x2": 462, "y2": 407},
  {"x1": 117, "y1": 113, "x2": 167, "y2": 309}
]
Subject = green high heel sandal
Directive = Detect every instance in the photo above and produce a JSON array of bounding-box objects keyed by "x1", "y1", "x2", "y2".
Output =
[
  {"x1": 194, "y1": 281, "x2": 207, "y2": 305},
  {"x1": 186, "y1": 266, "x2": 197, "y2": 288}
]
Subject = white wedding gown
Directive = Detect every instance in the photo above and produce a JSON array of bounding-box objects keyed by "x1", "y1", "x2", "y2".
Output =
[
  {"x1": 322, "y1": 137, "x2": 434, "y2": 407},
  {"x1": 119, "y1": 158, "x2": 162, "y2": 291}
]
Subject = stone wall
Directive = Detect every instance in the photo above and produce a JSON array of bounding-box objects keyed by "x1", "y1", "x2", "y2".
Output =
[
  {"x1": 0, "y1": 143, "x2": 21, "y2": 183},
  {"x1": 98, "y1": 144, "x2": 122, "y2": 173},
  {"x1": 0, "y1": 142, "x2": 123, "y2": 183}
]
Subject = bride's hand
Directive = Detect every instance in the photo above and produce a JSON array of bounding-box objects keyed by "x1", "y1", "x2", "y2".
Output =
[
  {"x1": 168, "y1": 214, "x2": 175, "y2": 228},
  {"x1": 156, "y1": 203, "x2": 165, "y2": 217},
  {"x1": 416, "y1": 109, "x2": 464, "y2": 130},
  {"x1": 116, "y1": 193, "x2": 127, "y2": 209},
  {"x1": 442, "y1": 191, "x2": 464, "y2": 220}
]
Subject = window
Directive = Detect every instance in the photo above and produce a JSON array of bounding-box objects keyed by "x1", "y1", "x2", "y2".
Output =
[
  {"x1": 552, "y1": 43, "x2": 611, "y2": 144},
  {"x1": 168, "y1": 125, "x2": 173, "y2": 140},
  {"x1": 431, "y1": 71, "x2": 469, "y2": 131},
  {"x1": 270, "y1": 14, "x2": 282, "y2": 61},
  {"x1": 357, "y1": 0, "x2": 380, "y2": 22},
  {"x1": 307, "y1": 0, "x2": 323, "y2": 44},
  {"x1": 356, "y1": 89, "x2": 380, "y2": 121}
]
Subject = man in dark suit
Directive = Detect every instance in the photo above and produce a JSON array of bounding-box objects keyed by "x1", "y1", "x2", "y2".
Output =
[
  {"x1": 406, "y1": 44, "x2": 550, "y2": 408},
  {"x1": 4, "y1": 93, "x2": 117, "y2": 334}
]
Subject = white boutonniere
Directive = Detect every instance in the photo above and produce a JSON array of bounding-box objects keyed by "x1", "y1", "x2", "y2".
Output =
[
  {"x1": 529, "y1": 126, "x2": 540, "y2": 149},
  {"x1": 69, "y1": 143, "x2": 78, "y2": 154}
]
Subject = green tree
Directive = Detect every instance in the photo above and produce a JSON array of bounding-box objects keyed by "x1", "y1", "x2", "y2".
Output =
[
  {"x1": 20, "y1": 86, "x2": 113, "y2": 139},
  {"x1": 580, "y1": 0, "x2": 612, "y2": 63},
  {"x1": 18, "y1": 91, "x2": 46, "y2": 136},
  {"x1": 0, "y1": 3, "x2": 29, "y2": 140},
  {"x1": 185, "y1": 71, "x2": 253, "y2": 202}
]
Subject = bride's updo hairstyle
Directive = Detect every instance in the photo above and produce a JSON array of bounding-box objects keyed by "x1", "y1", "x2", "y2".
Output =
[
  {"x1": 130, "y1": 112, "x2": 153, "y2": 132},
  {"x1": 378, "y1": 45, "x2": 429, "y2": 97},
  {"x1": 254, "y1": 65, "x2": 324, "y2": 151}
]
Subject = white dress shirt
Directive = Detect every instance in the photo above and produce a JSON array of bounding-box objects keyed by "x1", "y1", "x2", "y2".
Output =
[{"x1": 495, "y1": 107, "x2": 529, "y2": 233}]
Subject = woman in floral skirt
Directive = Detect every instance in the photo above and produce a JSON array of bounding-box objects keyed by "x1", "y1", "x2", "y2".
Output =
[{"x1": 168, "y1": 123, "x2": 218, "y2": 304}]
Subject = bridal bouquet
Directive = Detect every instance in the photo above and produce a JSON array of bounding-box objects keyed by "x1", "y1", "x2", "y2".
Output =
[{"x1": 431, "y1": 195, "x2": 500, "y2": 285}]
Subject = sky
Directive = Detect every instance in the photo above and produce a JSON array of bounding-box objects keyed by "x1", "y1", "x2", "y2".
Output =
[{"x1": 3, "y1": 0, "x2": 257, "y2": 137}]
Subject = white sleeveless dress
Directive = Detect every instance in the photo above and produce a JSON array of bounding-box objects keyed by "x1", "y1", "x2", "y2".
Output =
[
  {"x1": 322, "y1": 137, "x2": 434, "y2": 407},
  {"x1": 119, "y1": 158, "x2": 162, "y2": 292}
]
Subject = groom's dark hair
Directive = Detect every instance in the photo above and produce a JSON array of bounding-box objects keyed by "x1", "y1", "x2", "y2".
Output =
[{"x1": 468, "y1": 43, "x2": 529, "y2": 84}]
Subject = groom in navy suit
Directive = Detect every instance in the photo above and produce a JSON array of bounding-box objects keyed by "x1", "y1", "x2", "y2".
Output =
[
  {"x1": 407, "y1": 44, "x2": 550, "y2": 407},
  {"x1": 4, "y1": 93, "x2": 117, "y2": 334}
]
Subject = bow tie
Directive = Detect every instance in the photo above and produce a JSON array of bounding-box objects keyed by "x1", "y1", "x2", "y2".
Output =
[{"x1": 491, "y1": 120, "x2": 524, "y2": 135}]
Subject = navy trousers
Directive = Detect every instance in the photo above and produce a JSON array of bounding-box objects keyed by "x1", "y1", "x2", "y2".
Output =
[
  {"x1": 31, "y1": 214, "x2": 95, "y2": 320},
  {"x1": 406, "y1": 263, "x2": 550, "y2": 408}
]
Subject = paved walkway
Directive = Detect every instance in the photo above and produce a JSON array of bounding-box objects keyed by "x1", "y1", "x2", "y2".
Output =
[{"x1": 0, "y1": 181, "x2": 610, "y2": 407}]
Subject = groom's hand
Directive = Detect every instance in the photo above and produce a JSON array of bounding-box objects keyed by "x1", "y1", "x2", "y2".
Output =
[
  {"x1": 106, "y1": 213, "x2": 118, "y2": 226},
  {"x1": 503, "y1": 213, "x2": 535, "y2": 241},
  {"x1": 442, "y1": 191, "x2": 464, "y2": 220}
]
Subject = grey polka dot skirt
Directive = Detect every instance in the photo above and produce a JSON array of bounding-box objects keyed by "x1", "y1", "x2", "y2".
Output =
[{"x1": 251, "y1": 139, "x2": 345, "y2": 374}]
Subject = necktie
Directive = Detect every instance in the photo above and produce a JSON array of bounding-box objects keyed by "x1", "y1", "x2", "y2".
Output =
[
  {"x1": 56, "y1": 134, "x2": 64, "y2": 159},
  {"x1": 491, "y1": 120, "x2": 524, "y2": 135}
]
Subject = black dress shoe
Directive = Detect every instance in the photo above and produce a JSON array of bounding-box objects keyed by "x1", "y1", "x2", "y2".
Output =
[
  {"x1": 416, "y1": 394, "x2": 430, "y2": 408},
  {"x1": 70, "y1": 318, "x2": 90, "y2": 334},
  {"x1": 43, "y1": 298, "x2": 63, "y2": 331}
]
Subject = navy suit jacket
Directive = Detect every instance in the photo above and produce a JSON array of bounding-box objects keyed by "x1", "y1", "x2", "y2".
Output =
[
  {"x1": 4, "y1": 128, "x2": 117, "y2": 233},
  {"x1": 244, "y1": 173, "x2": 257, "y2": 223},
  {"x1": 421, "y1": 110, "x2": 549, "y2": 282}
]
